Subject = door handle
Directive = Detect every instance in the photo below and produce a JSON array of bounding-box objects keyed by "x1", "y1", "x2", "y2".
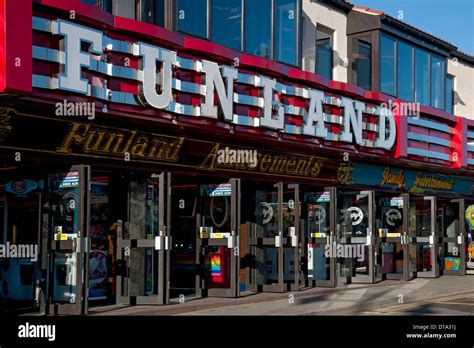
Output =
[
  {"x1": 81, "y1": 237, "x2": 91, "y2": 253},
  {"x1": 291, "y1": 235, "x2": 298, "y2": 247},
  {"x1": 155, "y1": 236, "x2": 164, "y2": 250},
  {"x1": 165, "y1": 236, "x2": 172, "y2": 251},
  {"x1": 275, "y1": 234, "x2": 282, "y2": 247}
]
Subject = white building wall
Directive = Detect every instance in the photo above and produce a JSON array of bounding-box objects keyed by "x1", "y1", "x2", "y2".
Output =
[
  {"x1": 302, "y1": 0, "x2": 348, "y2": 83},
  {"x1": 447, "y1": 58, "x2": 474, "y2": 120}
]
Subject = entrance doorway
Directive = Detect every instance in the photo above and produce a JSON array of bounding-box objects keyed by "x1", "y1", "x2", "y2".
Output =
[
  {"x1": 408, "y1": 196, "x2": 439, "y2": 278},
  {"x1": 168, "y1": 175, "x2": 241, "y2": 300},
  {"x1": 300, "y1": 186, "x2": 336, "y2": 288},
  {"x1": 116, "y1": 172, "x2": 168, "y2": 305},
  {"x1": 437, "y1": 198, "x2": 467, "y2": 276},
  {"x1": 0, "y1": 168, "x2": 43, "y2": 314},
  {"x1": 196, "y1": 179, "x2": 240, "y2": 297},
  {"x1": 376, "y1": 193, "x2": 414, "y2": 280},
  {"x1": 47, "y1": 165, "x2": 90, "y2": 315},
  {"x1": 336, "y1": 190, "x2": 379, "y2": 285},
  {"x1": 245, "y1": 182, "x2": 300, "y2": 293}
]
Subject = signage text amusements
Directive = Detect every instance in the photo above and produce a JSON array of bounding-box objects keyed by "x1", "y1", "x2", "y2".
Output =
[{"x1": 46, "y1": 19, "x2": 397, "y2": 150}]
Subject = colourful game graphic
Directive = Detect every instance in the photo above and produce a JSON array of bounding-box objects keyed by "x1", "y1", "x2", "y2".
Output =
[
  {"x1": 210, "y1": 254, "x2": 223, "y2": 282},
  {"x1": 444, "y1": 257, "x2": 461, "y2": 271},
  {"x1": 466, "y1": 205, "x2": 474, "y2": 263}
]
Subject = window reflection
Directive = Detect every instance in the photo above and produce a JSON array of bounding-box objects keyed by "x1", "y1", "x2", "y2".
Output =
[
  {"x1": 316, "y1": 28, "x2": 332, "y2": 80},
  {"x1": 112, "y1": 0, "x2": 136, "y2": 19},
  {"x1": 212, "y1": 0, "x2": 242, "y2": 50},
  {"x1": 414, "y1": 48, "x2": 430, "y2": 106},
  {"x1": 353, "y1": 39, "x2": 372, "y2": 90},
  {"x1": 140, "y1": 0, "x2": 165, "y2": 27},
  {"x1": 177, "y1": 0, "x2": 208, "y2": 38},
  {"x1": 380, "y1": 35, "x2": 395, "y2": 95},
  {"x1": 275, "y1": 0, "x2": 297, "y2": 65},
  {"x1": 244, "y1": 0, "x2": 272, "y2": 59},
  {"x1": 397, "y1": 41, "x2": 413, "y2": 101},
  {"x1": 431, "y1": 55, "x2": 445, "y2": 110},
  {"x1": 81, "y1": 0, "x2": 112, "y2": 12}
]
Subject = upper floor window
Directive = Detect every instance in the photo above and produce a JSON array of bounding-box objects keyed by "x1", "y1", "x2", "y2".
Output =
[
  {"x1": 431, "y1": 55, "x2": 445, "y2": 110},
  {"x1": 316, "y1": 27, "x2": 333, "y2": 80},
  {"x1": 353, "y1": 39, "x2": 372, "y2": 90},
  {"x1": 445, "y1": 75, "x2": 454, "y2": 114},
  {"x1": 212, "y1": 0, "x2": 242, "y2": 51},
  {"x1": 380, "y1": 35, "x2": 396, "y2": 96},
  {"x1": 81, "y1": 0, "x2": 112, "y2": 12},
  {"x1": 414, "y1": 48, "x2": 430, "y2": 106},
  {"x1": 173, "y1": 0, "x2": 300, "y2": 66},
  {"x1": 91, "y1": 0, "x2": 164, "y2": 26},
  {"x1": 397, "y1": 41, "x2": 413, "y2": 101},
  {"x1": 274, "y1": 0, "x2": 297, "y2": 66},
  {"x1": 177, "y1": 0, "x2": 208, "y2": 38},
  {"x1": 112, "y1": 0, "x2": 136, "y2": 19},
  {"x1": 140, "y1": 0, "x2": 165, "y2": 27},
  {"x1": 244, "y1": 0, "x2": 272, "y2": 59},
  {"x1": 380, "y1": 34, "x2": 449, "y2": 110}
]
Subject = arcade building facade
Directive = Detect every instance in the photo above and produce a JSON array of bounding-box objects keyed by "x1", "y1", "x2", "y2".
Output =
[{"x1": 0, "y1": 0, "x2": 473, "y2": 314}]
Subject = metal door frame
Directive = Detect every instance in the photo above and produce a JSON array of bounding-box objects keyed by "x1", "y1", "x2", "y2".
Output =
[
  {"x1": 285, "y1": 183, "x2": 300, "y2": 292},
  {"x1": 47, "y1": 164, "x2": 90, "y2": 315},
  {"x1": 247, "y1": 182, "x2": 285, "y2": 293},
  {"x1": 116, "y1": 172, "x2": 168, "y2": 305},
  {"x1": 402, "y1": 193, "x2": 416, "y2": 280},
  {"x1": 441, "y1": 198, "x2": 466, "y2": 276},
  {"x1": 337, "y1": 190, "x2": 376, "y2": 285},
  {"x1": 411, "y1": 196, "x2": 439, "y2": 278},
  {"x1": 377, "y1": 193, "x2": 408, "y2": 281},
  {"x1": 303, "y1": 187, "x2": 336, "y2": 288},
  {"x1": 196, "y1": 178, "x2": 240, "y2": 298}
]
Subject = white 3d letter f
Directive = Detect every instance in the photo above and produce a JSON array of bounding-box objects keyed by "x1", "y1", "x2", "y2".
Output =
[{"x1": 58, "y1": 20, "x2": 103, "y2": 94}]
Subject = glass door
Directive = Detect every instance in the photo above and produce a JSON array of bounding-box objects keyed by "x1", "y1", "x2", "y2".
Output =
[
  {"x1": 282, "y1": 183, "x2": 300, "y2": 291},
  {"x1": 248, "y1": 182, "x2": 284, "y2": 292},
  {"x1": 377, "y1": 194, "x2": 407, "y2": 280},
  {"x1": 116, "y1": 172, "x2": 167, "y2": 305},
  {"x1": 47, "y1": 165, "x2": 90, "y2": 315},
  {"x1": 302, "y1": 187, "x2": 336, "y2": 288},
  {"x1": 439, "y1": 199, "x2": 465, "y2": 275},
  {"x1": 196, "y1": 179, "x2": 240, "y2": 298},
  {"x1": 0, "y1": 175, "x2": 43, "y2": 313},
  {"x1": 409, "y1": 196, "x2": 439, "y2": 278},
  {"x1": 336, "y1": 190, "x2": 376, "y2": 285}
]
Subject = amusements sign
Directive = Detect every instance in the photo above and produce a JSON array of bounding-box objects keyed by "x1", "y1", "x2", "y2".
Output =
[{"x1": 1, "y1": 114, "x2": 474, "y2": 196}]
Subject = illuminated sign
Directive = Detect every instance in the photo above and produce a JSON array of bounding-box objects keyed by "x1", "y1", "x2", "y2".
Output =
[{"x1": 36, "y1": 18, "x2": 397, "y2": 150}]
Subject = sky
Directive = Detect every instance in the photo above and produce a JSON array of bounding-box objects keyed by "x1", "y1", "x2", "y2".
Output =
[{"x1": 351, "y1": 0, "x2": 474, "y2": 55}]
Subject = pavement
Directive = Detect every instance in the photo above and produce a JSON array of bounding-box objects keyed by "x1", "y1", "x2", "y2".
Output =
[{"x1": 89, "y1": 275, "x2": 474, "y2": 316}]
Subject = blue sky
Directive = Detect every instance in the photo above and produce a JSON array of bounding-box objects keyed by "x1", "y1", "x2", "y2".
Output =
[{"x1": 351, "y1": 0, "x2": 474, "y2": 55}]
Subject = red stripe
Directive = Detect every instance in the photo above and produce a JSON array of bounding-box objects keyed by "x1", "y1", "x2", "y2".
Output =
[{"x1": 1, "y1": 0, "x2": 32, "y2": 94}]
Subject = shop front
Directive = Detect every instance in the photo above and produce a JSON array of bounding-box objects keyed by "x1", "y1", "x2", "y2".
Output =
[
  {"x1": 1, "y1": 0, "x2": 473, "y2": 315},
  {"x1": 1, "y1": 110, "x2": 473, "y2": 315}
]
